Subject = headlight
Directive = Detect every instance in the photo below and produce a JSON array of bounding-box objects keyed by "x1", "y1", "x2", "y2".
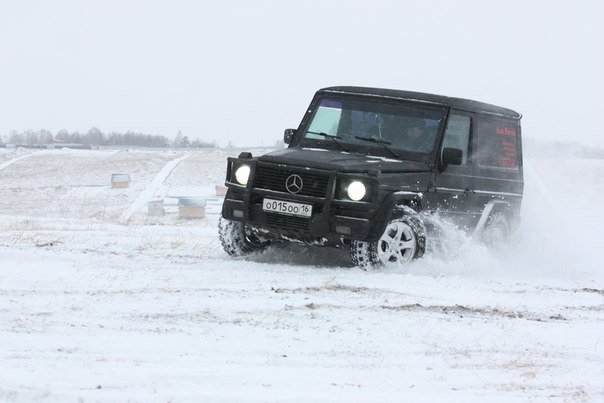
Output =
[
  {"x1": 347, "y1": 181, "x2": 366, "y2": 201},
  {"x1": 234, "y1": 164, "x2": 251, "y2": 185}
]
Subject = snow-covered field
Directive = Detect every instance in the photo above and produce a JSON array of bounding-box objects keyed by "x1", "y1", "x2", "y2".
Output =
[{"x1": 0, "y1": 147, "x2": 602, "y2": 402}]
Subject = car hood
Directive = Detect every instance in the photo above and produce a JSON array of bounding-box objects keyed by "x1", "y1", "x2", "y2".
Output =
[{"x1": 258, "y1": 147, "x2": 431, "y2": 173}]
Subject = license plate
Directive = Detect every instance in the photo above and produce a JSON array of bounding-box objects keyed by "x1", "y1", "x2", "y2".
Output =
[{"x1": 263, "y1": 198, "x2": 312, "y2": 218}]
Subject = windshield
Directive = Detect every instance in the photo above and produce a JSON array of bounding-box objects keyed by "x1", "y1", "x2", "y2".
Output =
[{"x1": 296, "y1": 96, "x2": 447, "y2": 160}]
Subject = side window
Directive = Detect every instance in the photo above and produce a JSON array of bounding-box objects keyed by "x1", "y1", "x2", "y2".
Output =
[
  {"x1": 442, "y1": 113, "x2": 471, "y2": 164},
  {"x1": 476, "y1": 116, "x2": 519, "y2": 169}
]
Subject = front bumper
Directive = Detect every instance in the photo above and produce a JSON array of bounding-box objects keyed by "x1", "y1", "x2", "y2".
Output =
[{"x1": 222, "y1": 189, "x2": 373, "y2": 245}]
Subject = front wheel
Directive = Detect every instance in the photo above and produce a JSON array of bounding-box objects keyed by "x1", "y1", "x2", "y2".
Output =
[
  {"x1": 350, "y1": 216, "x2": 426, "y2": 269},
  {"x1": 218, "y1": 217, "x2": 268, "y2": 256}
]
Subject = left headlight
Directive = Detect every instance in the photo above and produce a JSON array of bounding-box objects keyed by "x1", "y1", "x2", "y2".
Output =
[
  {"x1": 347, "y1": 181, "x2": 366, "y2": 201},
  {"x1": 234, "y1": 164, "x2": 251, "y2": 185}
]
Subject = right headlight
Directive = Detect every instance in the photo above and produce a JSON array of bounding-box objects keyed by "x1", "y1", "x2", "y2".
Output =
[
  {"x1": 347, "y1": 181, "x2": 366, "y2": 201},
  {"x1": 234, "y1": 164, "x2": 251, "y2": 185}
]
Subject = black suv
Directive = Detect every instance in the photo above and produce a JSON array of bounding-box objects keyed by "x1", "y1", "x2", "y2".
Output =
[{"x1": 219, "y1": 86, "x2": 523, "y2": 268}]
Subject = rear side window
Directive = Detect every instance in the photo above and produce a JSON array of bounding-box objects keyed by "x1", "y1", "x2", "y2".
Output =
[{"x1": 476, "y1": 116, "x2": 519, "y2": 169}]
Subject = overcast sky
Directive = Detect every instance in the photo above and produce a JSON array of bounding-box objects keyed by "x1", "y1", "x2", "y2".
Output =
[{"x1": 0, "y1": 0, "x2": 602, "y2": 147}]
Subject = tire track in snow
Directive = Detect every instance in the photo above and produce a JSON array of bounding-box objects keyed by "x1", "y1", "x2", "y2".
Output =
[
  {"x1": 0, "y1": 151, "x2": 44, "y2": 171},
  {"x1": 119, "y1": 152, "x2": 194, "y2": 225}
]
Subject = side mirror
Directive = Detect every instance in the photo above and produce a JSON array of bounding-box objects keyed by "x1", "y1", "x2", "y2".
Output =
[
  {"x1": 283, "y1": 128, "x2": 296, "y2": 144},
  {"x1": 441, "y1": 147, "x2": 463, "y2": 166}
]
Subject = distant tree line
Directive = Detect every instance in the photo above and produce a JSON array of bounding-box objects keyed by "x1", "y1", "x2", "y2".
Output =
[
  {"x1": 0, "y1": 128, "x2": 216, "y2": 148},
  {"x1": 523, "y1": 138, "x2": 604, "y2": 159}
]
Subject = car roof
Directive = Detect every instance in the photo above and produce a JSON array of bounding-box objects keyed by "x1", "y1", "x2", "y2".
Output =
[{"x1": 319, "y1": 86, "x2": 522, "y2": 120}]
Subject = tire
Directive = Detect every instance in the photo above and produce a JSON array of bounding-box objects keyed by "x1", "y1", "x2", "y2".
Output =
[
  {"x1": 481, "y1": 211, "x2": 509, "y2": 250},
  {"x1": 350, "y1": 215, "x2": 426, "y2": 269},
  {"x1": 218, "y1": 217, "x2": 268, "y2": 256}
]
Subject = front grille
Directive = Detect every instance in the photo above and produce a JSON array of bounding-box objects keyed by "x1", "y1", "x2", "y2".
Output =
[
  {"x1": 264, "y1": 213, "x2": 310, "y2": 231},
  {"x1": 254, "y1": 164, "x2": 330, "y2": 198}
]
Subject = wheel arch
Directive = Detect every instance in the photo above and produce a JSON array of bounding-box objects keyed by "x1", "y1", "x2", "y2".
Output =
[{"x1": 368, "y1": 191, "x2": 424, "y2": 241}]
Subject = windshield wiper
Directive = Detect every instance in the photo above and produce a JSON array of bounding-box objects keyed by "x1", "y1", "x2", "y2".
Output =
[
  {"x1": 307, "y1": 131, "x2": 348, "y2": 151},
  {"x1": 354, "y1": 136, "x2": 400, "y2": 159}
]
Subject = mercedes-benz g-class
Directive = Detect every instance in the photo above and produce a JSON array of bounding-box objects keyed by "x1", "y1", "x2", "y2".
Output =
[{"x1": 219, "y1": 86, "x2": 523, "y2": 268}]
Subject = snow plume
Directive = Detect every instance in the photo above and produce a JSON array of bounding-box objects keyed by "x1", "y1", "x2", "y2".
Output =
[
  {"x1": 405, "y1": 154, "x2": 604, "y2": 284},
  {"x1": 513, "y1": 157, "x2": 604, "y2": 280}
]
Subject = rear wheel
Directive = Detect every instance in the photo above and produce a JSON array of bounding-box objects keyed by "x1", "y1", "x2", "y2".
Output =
[
  {"x1": 481, "y1": 211, "x2": 509, "y2": 250},
  {"x1": 218, "y1": 217, "x2": 268, "y2": 256},
  {"x1": 350, "y1": 216, "x2": 426, "y2": 269}
]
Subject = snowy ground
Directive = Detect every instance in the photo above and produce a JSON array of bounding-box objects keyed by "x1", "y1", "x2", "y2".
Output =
[{"x1": 0, "y1": 147, "x2": 602, "y2": 402}]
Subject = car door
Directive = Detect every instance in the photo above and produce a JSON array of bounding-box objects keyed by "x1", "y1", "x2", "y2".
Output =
[{"x1": 432, "y1": 110, "x2": 477, "y2": 229}]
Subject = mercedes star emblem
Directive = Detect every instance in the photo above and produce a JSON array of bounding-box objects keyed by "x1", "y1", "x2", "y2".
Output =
[{"x1": 285, "y1": 174, "x2": 303, "y2": 194}]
